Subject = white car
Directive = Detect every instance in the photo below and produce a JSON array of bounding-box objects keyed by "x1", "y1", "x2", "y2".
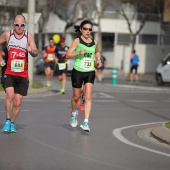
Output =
[
  {"x1": 67, "y1": 58, "x2": 74, "y2": 73},
  {"x1": 155, "y1": 53, "x2": 170, "y2": 85}
]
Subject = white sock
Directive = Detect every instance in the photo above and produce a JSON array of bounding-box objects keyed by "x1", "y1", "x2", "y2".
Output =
[
  {"x1": 71, "y1": 111, "x2": 77, "y2": 117},
  {"x1": 84, "y1": 119, "x2": 88, "y2": 122}
]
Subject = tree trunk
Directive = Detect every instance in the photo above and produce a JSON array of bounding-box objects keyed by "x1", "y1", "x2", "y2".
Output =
[{"x1": 131, "y1": 34, "x2": 136, "y2": 52}]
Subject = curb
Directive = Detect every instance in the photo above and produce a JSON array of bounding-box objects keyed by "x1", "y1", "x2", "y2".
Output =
[
  {"x1": 150, "y1": 123, "x2": 170, "y2": 145},
  {"x1": 0, "y1": 87, "x2": 49, "y2": 98},
  {"x1": 28, "y1": 87, "x2": 49, "y2": 94}
]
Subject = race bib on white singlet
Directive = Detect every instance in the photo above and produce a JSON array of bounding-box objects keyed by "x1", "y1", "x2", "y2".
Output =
[
  {"x1": 11, "y1": 60, "x2": 24, "y2": 72},
  {"x1": 58, "y1": 63, "x2": 66, "y2": 70},
  {"x1": 80, "y1": 58, "x2": 93, "y2": 71},
  {"x1": 47, "y1": 54, "x2": 54, "y2": 60}
]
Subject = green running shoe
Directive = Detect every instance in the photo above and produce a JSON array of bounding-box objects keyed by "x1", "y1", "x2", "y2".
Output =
[
  {"x1": 2, "y1": 120, "x2": 11, "y2": 132},
  {"x1": 80, "y1": 122, "x2": 90, "y2": 132},
  {"x1": 61, "y1": 89, "x2": 65, "y2": 94},
  {"x1": 46, "y1": 82, "x2": 51, "y2": 87}
]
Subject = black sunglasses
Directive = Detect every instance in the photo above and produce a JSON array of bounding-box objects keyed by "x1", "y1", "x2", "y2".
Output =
[
  {"x1": 82, "y1": 27, "x2": 92, "y2": 32},
  {"x1": 14, "y1": 23, "x2": 25, "y2": 27}
]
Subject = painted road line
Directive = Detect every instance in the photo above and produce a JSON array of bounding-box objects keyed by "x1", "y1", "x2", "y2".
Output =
[
  {"x1": 58, "y1": 100, "x2": 119, "y2": 102},
  {"x1": 0, "y1": 110, "x2": 29, "y2": 113},
  {"x1": 113, "y1": 122, "x2": 170, "y2": 157},
  {"x1": 23, "y1": 99, "x2": 45, "y2": 102},
  {"x1": 127, "y1": 100, "x2": 155, "y2": 103},
  {"x1": 92, "y1": 92, "x2": 114, "y2": 98}
]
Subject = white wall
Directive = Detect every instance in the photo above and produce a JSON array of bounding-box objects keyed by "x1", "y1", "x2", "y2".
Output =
[
  {"x1": 102, "y1": 51, "x2": 114, "y2": 68},
  {"x1": 43, "y1": 12, "x2": 66, "y2": 33},
  {"x1": 114, "y1": 45, "x2": 170, "y2": 73},
  {"x1": 100, "y1": 19, "x2": 160, "y2": 34}
]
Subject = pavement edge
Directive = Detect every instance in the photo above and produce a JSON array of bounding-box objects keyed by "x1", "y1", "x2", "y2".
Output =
[{"x1": 150, "y1": 123, "x2": 170, "y2": 146}]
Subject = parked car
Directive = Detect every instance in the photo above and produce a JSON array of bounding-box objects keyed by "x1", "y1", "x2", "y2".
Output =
[
  {"x1": 34, "y1": 56, "x2": 74, "y2": 75},
  {"x1": 34, "y1": 57, "x2": 45, "y2": 75},
  {"x1": 155, "y1": 53, "x2": 170, "y2": 86}
]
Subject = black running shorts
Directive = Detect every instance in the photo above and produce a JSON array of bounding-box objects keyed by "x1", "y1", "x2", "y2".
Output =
[
  {"x1": 1, "y1": 74, "x2": 29, "y2": 96},
  {"x1": 55, "y1": 63, "x2": 67, "y2": 76},
  {"x1": 130, "y1": 64, "x2": 138, "y2": 74},
  {"x1": 71, "y1": 68, "x2": 95, "y2": 88},
  {"x1": 44, "y1": 61, "x2": 56, "y2": 70}
]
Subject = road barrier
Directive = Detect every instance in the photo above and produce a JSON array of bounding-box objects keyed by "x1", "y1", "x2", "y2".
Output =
[{"x1": 112, "y1": 67, "x2": 117, "y2": 85}]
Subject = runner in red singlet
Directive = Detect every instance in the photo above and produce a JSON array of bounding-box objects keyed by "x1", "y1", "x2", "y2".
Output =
[
  {"x1": 43, "y1": 38, "x2": 56, "y2": 87},
  {"x1": 0, "y1": 14, "x2": 38, "y2": 133}
]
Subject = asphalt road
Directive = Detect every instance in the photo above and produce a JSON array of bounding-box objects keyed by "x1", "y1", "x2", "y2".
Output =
[{"x1": 0, "y1": 75, "x2": 170, "y2": 170}]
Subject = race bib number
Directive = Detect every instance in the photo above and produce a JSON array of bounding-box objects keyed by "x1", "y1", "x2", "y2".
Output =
[
  {"x1": 11, "y1": 60, "x2": 24, "y2": 72},
  {"x1": 47, "y1": 54, "x2": 54, "y2": 60},
  {"x1": 58, "y1": 63, "x2": 66, "y2": 70},
  {"x1": 80, "y1": 58, "x2": 93, "y2": 71}
]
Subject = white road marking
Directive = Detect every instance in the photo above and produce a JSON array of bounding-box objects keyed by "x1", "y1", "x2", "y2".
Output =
[
  {"x1": 127, "y1": 100, "x2": 155, "y2": 103},
  {"x1": 0, "y1": 110, "x2": 29, "y2": 113},
  {"x1": 92, "y1": 92, "x2": 114, "y2": 98},
  {"x1": 113, "y1": 122, "x2": 170, "y2": 157},
  {"x1": 23, "y1": 99, "x2": 45, "y2": 102},
  {"x1": 58, "y1": 100, "x2": 119, "y2": 102}
]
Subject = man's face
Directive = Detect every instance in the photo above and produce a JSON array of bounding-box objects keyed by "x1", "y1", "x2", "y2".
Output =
[
  {"x1": 49, "y1": 40, "x2": 54, "y2": 46},
  {"x1": 60, "y1": 41, "x2": 65, "y2": 46},
  {"x1": 14, "y1": 17, "x2": 25, "y2": 35}
]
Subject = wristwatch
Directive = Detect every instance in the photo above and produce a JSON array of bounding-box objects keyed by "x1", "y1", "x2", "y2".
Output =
[{"x1": 96, "y1": 57, "x2": 101, "y2": 61}]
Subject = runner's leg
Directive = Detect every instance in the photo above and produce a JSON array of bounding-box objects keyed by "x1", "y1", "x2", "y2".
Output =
[{"x1": 11, "y1": 93, "x2": 23, "y2": 123}]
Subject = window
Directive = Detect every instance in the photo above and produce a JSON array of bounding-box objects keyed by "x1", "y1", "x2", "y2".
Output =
[
  {"x1": 102, "y1": 33, "x2": 114, "y2": 51},
  {"x1": 117, "y1": 34, "x2": 131, "y2": 45},
  {"x1": 139, "y1": 34, "x2": 157, "y2": 45}
]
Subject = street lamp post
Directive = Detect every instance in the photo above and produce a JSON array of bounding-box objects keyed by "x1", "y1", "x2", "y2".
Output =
[{"x1": 27, "y1": 0, "x2": 35, "y2": 87}]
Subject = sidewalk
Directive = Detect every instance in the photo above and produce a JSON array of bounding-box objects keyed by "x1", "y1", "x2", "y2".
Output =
[
  {"x1": 103, "y1": 69, "x2": 156, "y2": 84},
  {"x1": 150, "y1": 123, "x2": 170, "y2": 145},
  {"x1": 0, "y1": 86, "x2": 49, "y2": 98}
]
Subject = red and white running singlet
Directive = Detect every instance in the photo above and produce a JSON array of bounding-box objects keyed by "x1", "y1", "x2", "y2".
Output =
[{"x1": 5, "y1": 30, "x2": 28, "y2": 78}]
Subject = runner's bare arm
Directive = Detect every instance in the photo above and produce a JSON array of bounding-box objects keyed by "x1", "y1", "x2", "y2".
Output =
[
  {"x1": 66, "y1": 38, "x2": 85, "y2": 59},
  {"x1": 27, "y1": 33, "x2": 38, "y2": 57},
  {"x1": 0, "y1": 31, "x2": 9, "y2": 63},
  {"x1": 94, "y1": 40, "x2": 102, "y2": 68}
]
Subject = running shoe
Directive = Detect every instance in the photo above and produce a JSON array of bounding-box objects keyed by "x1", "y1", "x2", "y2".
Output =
[
  {"x1": 80, "y1": 122, "x2": 90, "y2": 132},
  {"x1": 70, "y1": 111, "x2": 78, "y2": 127},
  {"x1": 80, "y1": 105, "x2": 85, "y2": 111},
  {"x1": 2, "y1": 120, "x2": 11, "y2": 132},
  {"x1": 10, "y1": 123, "x2": 16, "y2": 133},
  {"x1": 77, "y1": 99, "x2": 81, "y2": 105},
  {"x1": 46, "y1": 82, "x2": 51, "y2": 87},
  {"x1": 61, "y1": 89, "x2": 65, "y2": 94}
]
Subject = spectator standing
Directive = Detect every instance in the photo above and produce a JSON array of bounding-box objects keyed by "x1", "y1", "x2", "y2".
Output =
[{"x1": 129, "y1": 50, "x2": 139, "y2": 83}]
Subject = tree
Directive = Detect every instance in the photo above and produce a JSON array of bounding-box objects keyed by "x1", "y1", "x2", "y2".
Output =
[
  {"x1": 103, "y1": 0, "x2": 164, "y2": 52},
  {"x1": 34, "y1": 0, "x2": 97, "y2": 50},
  {"x1": 52, "y1": 0, "x2": 96, "y2": 36}
]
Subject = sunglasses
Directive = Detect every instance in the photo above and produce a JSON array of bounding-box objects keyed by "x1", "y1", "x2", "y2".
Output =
[
  {"x1": 82, "y1": 27, "x2": 92, "y2": 32},
  {"x1": 14, "y1": 23, "x2": 25, "y2": 27}
]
